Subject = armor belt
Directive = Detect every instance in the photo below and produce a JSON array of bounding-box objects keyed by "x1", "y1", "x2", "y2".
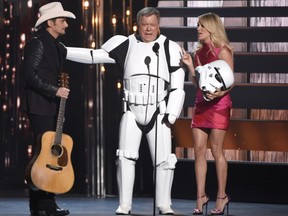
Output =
[{"x1": 123, "y1": 76, "x2": 168, "y2": 105}]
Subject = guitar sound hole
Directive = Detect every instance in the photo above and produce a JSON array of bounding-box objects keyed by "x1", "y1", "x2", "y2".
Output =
[{"x1": 51, "y1": 144, "x2": 63, "y2": 157}]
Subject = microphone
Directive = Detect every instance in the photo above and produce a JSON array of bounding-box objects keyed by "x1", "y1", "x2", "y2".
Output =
[
  {"x1": 152, "y1": 42, "x2": 160, "y2": 56},
  {"x1": 144, "y1": 56, "x2": 151, "y2": 73},
  {"x1": 144, "y1": 56, "x2": 151, "y2": 67},
  {"x1": 151, "y1": 41, "x2": 160, "y2": 216}
]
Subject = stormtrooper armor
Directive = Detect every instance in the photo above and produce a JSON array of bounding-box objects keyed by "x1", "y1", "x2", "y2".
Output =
[
  {"x1": 196, "y1": 59, "x2": 234, "y2": 101},
  {"x1": 66, "y1": 34, "x2": 185, "y2": 215}
]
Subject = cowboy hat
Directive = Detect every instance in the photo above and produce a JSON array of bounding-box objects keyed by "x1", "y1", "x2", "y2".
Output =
[{"x1": 35, "y1": 2, "x2": 76, "y2": 28}]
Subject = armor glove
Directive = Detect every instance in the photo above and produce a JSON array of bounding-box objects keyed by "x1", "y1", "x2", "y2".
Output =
[
  {"x1": 162, "y1": 114, "x2": 177, "y2": 125},
  {"x1": 162, "y1": 114, "x2": 169, "y2": 125}
]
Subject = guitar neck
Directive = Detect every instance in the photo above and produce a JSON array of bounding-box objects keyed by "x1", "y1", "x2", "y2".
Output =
[{"x1": 55, "y1": 97, "x2": 66, "y2": 144}]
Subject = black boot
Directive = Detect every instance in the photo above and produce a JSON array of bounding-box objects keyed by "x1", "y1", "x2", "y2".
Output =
[
  {"x1": 30, "y1": 208, "x2": 70, "y2": 216},
  {"x1": 29, "y1": 189, "x2": 69, "y2": 216}
]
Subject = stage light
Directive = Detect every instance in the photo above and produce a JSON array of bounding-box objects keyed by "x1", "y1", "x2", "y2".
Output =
[
  {"x1": 20, "y1": 33, "x2": 26, "y2": 42},
  {"x1": 112, "y1": 15, "x2": 117, "y2": 26},
  {"x1": 27, "y1": 0, "x2": 32, "y2": 8},
  {"x1": 117, "y1": 81, "x2": 122, "y2": 89},
  {"x1": 84, "y1": 0, "x2": 89, "y2": 10},
  {"x1": 133, "y1": 23, "x2": 137, "y2": 33},
  {"x1": 101, "y1": 66, "x2": 105, "y2": 73},
  {"x1": 91, "y1": 41, "x2": 96, "y2": 48}
]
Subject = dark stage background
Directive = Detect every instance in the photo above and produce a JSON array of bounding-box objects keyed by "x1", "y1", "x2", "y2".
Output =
[{"x1": 0, "y1": 0, "x2": 288, "y2": 204}]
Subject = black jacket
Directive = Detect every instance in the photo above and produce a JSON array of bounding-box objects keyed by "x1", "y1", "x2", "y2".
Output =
[{"x1": 21, "y1": 29, "x2": 65, "y2": 116}]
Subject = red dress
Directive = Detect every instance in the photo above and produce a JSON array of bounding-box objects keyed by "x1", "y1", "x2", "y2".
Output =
[{"x1": 191, "y1": 43, "x2": 232, "y2": 130}]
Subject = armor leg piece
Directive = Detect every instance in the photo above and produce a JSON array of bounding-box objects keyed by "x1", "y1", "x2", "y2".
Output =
[
  {"x1": 115, "y1": 156, "x2": 135, "y2": 215},
  {"x1": 156, "y1": 154, "x2": 177, "y2": 215},
  {"x1": 146, "y1": 114, "x2": 177, "y2": 215},
  {"x1": 115, "y1": 111, "x2": 142, "y2": 215}
]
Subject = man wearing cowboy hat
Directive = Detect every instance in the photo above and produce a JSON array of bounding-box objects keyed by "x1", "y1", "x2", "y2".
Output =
[{"x1": 21, "y1": 2, "x2": 75, "y2": 216}]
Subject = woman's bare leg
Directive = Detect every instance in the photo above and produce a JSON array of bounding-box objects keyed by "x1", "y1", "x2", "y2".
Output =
[
  {"x1": 192, "y1": 128, "x2": 210, "y2": 212},
  {"x1": 210, "y1": 129, "x2": 229, "y2": 212}
]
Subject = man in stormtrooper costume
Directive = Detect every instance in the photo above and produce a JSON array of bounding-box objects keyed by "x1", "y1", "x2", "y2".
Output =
[{"x1": 65, "y1": 7, "x2": 185, "y2": 215}]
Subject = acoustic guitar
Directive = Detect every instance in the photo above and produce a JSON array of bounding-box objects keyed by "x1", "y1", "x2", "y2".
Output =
[{"x1": 25, "y1": 73, "x2": 74, "y2": 194}]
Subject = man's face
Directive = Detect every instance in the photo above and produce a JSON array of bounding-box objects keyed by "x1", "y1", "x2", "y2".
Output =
[
  {"x1": 138, "y1": 15, "x2": 160, "y2": 42},
  {"x1": 47, "y1": 18, "x2": 69, "y2": 38}
]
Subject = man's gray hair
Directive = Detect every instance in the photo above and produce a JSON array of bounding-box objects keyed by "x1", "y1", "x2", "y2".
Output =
[{"x1": 136, "y1": 7, "x2": 160, "y2": 24}]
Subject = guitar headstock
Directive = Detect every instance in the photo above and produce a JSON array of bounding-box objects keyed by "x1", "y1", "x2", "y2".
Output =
[{"x1": 59, "y1": 72, "x2": 69, "y2": 88}]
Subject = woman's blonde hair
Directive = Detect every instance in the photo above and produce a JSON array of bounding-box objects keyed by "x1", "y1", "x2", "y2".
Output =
[{"x1": 197, "y1": 12, "x2": 233, "y2": 53}]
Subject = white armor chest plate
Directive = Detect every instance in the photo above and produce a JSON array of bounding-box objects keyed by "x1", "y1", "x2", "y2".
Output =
[
  {"x1": 124, "y1": 35, "x2": 170, "y2": 81},
  {"x1": 123, "y1": 35, "x2": 170, "y2": 125}
]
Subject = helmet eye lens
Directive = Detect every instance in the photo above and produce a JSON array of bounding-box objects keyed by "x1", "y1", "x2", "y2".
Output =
[{"x1": 215, "y1": 73, "x2": 222, "y2": 83}]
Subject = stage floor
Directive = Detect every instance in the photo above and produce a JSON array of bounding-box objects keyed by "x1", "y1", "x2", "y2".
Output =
[{"x1": 1, "y1": 192, "x2": 288, "y2": 216}]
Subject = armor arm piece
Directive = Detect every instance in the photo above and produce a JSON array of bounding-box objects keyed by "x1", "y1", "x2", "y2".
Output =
[
  {"x1": 166, "y1": 74, "x2": 185, "y2": 124},
  {"x1": 166, "y1": 88, "x2": 185, "y2": 124},
  {"x1": 168, "y1": 40, "x2": 183, "y2": 68},
  {"x1": 165, "y1": 41, "x2": 186, "y2": 124},
  {"x1": 101, "y1": 35, "x2": 128, "y2": 52},
  {"x1": 66, "y1": 47, "x2": 115, "y2": 64},
  {"x1": 66, "y1": 35, "x2": 128, "y2": 64}
]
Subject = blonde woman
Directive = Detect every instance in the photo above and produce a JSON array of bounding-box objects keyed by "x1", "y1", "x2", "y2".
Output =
[{"x1": 182, "y1": 13, "x2": 234, "y2": 215}]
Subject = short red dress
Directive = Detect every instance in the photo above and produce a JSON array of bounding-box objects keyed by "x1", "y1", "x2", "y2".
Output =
[{"x1": 191, "y1": 43, "x2": 232, "y2": 130}]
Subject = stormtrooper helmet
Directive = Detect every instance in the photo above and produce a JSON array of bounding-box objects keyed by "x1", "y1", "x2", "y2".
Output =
[{"x1": 195, "y1": 60, "x2": 234, "y2": 101}]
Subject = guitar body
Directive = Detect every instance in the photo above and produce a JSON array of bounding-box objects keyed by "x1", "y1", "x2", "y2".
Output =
[{"x1": 25, "y1": 131, "x2": 74, "y2": 194}]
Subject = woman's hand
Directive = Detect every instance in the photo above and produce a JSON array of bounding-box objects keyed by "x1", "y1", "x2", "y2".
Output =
[
  {"x1": 205, "y1": 89, "x2": 225, "y2": 100},
  {"x1": 181, "y1": 47, "x2": 199, "y2": 88},
  {"x1": 181, "y1": 47, "x2": 194, "y2": 71}
]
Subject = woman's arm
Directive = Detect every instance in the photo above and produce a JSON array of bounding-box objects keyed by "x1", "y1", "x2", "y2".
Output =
[
  {"x1": 181, "y1": 48, "x2": 199, "y2": 88},
  {"x1": 206, "y1": 47, "x2": 234, "y2": 100}
]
